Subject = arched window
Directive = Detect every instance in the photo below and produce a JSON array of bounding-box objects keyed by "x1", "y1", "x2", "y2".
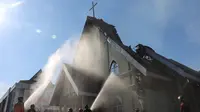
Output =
[
  {"x1": 110, "y1": 61, "x2": 119, "y2": 75},
  {"x1": 113, "y1": 96, "x2": 123, "y2": 112}
]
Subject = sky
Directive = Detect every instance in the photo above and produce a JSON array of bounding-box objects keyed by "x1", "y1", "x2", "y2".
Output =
[{"x1": 0, "y1": 0, "x2": 200, "y2": 97}]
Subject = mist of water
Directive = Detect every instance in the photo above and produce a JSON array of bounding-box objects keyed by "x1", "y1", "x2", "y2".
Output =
[
  {"x1": 91, "y1": 71, "x2": 145, "y2": 111},
  {"x1": 48, "y1": 27, "x2": 109, "y2": 110},
  {"x1": 24, "y1": 37, "x2": 79, "y2": 109},
  {"x1": 25, "y1": 26, "x2": 107, "y2": 110},
  {"x1": 91, "y1": 73, "x2": 128, "y2": 111},
  {"x1": 72, "y1": 27, "x2": 108, "y2": 79}
]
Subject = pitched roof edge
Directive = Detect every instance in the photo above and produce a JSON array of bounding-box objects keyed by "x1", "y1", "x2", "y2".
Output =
[{"x1": 63, "y1": 64, "x2": 79, "y2": 95}]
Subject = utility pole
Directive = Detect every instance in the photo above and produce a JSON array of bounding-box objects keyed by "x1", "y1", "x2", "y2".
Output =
[{"x1": 89, "y1": 1, "x2": 98, "y2": 17}]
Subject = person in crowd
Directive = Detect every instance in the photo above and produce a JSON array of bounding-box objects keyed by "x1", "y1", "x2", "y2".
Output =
[
  {"x1": 27, "y1": 104, "x2": 36, "y2": 112},
  {"x1": 178, "y1": 95, "x2": 190, "y2": 112},
  {"x1": 14, "y1": 97, "x2": 24, "y2": 112},
  {"x1": 68, "y1": 108, "x2": 73, "y2": 112},
  {"x1": 135, "y1": 44, "x2": 145, "y2": 58},
  {"x1": 84, "y1": 105, "x2": 92, "y2": 112},
  {"x1": 79, "y1": 108, "x2": 83, "y2": 112}
]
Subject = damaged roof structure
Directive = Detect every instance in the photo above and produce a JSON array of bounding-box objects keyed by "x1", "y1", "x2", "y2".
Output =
[{"x1": 85, "y1": 16, "x2": 200, "y2": 83}]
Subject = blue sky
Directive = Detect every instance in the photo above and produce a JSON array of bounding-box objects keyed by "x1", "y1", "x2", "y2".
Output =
[{"x1": 0, "y1": 0, "x2": 200, "y2": 96}]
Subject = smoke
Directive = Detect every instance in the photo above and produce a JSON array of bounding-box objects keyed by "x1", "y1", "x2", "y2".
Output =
[{"x1": 24, "y1": 36, "x2": 79, "y2": 109}]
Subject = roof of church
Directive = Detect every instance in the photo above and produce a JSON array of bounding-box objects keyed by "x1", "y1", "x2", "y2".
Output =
[
  {"x1": 65, "y1": 64, "x2": 103, "y2": 94},
  {"x1": 50, "y1": 64, "x2": 101, "y2": 106},
  {"x1": 50, "y1": 70, "x2": 66, "y2": 106},
  {"x1": 84, "y1": 16, "x2": 200, "y2": 81},
  {"x1": 19, "y1": 69, "x2": 42, "y2": 84},
  {"x1": 168, "y1": 59, "x2": 200, "y2": 77},
  {"x1": 83, "y1": 16, "x2": 123, "y2": 45}
]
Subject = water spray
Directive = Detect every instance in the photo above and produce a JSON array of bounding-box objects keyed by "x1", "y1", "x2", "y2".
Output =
[
  {"x1": 91, "y1": 73, "x2": 127, "y2": 111},
  {"x1": 24, "y1": 38, "x2": 79, "y2": 109},
  {"x1": 24, "y1": 28, "x2": 104, "y2": 110}
]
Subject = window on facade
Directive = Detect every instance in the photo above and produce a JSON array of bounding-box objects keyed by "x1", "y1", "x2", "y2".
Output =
[
  {"x1": 113, "y1": 96, "x2": 123, "y2": 112},
  {"x1": 110, "y1": 61, "x2": 119, "y2": 75}
]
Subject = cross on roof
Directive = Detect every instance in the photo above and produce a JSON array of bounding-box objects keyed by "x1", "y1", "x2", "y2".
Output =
[{"x1": 89, "y1": 1, "x2": 98, "y2": 17}]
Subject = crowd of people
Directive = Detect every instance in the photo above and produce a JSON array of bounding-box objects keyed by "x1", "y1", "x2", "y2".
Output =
[
  {"x1": 13, "y1": 95, "x2": 190, "y2": 112},
  {"x1": 13, "y1": 97, "x2": 93, "y2": 112},
  {"x1": 67, "y1": 105, "x2": 92, "y2": 112}
]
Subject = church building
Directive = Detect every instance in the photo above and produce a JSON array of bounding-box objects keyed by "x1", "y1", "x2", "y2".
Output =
[{"x1": 50, "y1": 16, "x2": 200, "y2": 112}]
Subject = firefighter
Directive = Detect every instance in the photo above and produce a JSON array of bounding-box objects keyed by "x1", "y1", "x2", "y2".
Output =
[
  {"x1": 14, "y1": 97, "x2": 24, "y2": 112},
  {"x1": 27, "y1": 104, "x2": 36, "y2": 112},
  {"x1": 178, "y1": 95, "x2": 190, "y2": 112},
  {"x1": 135, "y1": 44, "x2": 145, "y2": 58},
  {"x1": 84, "y1": 105, "x2": 92, "y2": 112}
]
